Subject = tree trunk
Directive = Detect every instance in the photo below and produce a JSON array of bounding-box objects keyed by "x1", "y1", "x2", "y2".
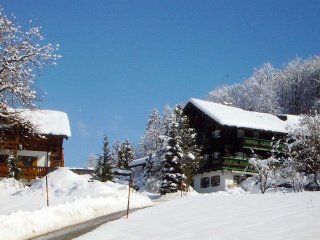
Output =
[{"x1": 314, "y1": 170, "x2": 320, "y2": 189}]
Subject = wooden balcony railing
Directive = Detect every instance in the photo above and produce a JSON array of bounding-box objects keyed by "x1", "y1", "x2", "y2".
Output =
[
  {"x1": 243, "y1": 137, "x2": 273, "y2": 150},
  {"x1": 222, "y1": 157, "x2": 256, "y2": 173},
  {"x1": 23, "y1": 166, "x2": 48, "y2": 180},
  {"x1": 243, "y1": 137, "x2": 286, "y2": 151},
  {"x1": 223, "y1": 157, "x2": 249, "y2": 167},
  {"x1": 0, "y1": 164, "x2": 51, "y2": 181}
]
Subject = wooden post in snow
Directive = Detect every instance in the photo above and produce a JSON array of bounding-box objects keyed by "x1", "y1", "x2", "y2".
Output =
[
  {"x1": 45, "y1": 176, "x2": 49, "y2": 207},
  {"x1": 126, "y1": 173, "x2": 132, "y2": 219}
]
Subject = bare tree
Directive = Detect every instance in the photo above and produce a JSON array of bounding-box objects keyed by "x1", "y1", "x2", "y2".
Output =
[
  {"x1": 249, "y1": 156, "x2": 276, "y2": 193},
  {"x1": 287, "y1": 113, "x2": 320, "y2": 189},
  {"x1": 0, "y1": 8, "x2": 60, "y2": 116}
]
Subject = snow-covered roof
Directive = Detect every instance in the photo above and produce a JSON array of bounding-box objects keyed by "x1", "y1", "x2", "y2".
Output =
[
  {"x1": 18, "y1": 109, "x2": 71, "y2": 137},
  {"x1": 129, "y1": 156, "x2": 148, "y2": 167},
  {"x1": 189, "y1": 98, "x2": 301, "y2": 133},
  {"x1": 112, "y1": 168, "x2": 133, "y2": 175}
]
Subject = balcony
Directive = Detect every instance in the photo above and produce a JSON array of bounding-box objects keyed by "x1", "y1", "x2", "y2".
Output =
[
  {"x1": 243, "y1": 137, "x2": 272, "y2": 150},
  {"x1": 243, "y1": 137, "x2": 286, "y2": 152},
  {"x1": 0, "y1": 164, "x2": 52, "y2": 181},
  {"x1": 222, "y1": 157, "x2": 255, "y2": 173}
]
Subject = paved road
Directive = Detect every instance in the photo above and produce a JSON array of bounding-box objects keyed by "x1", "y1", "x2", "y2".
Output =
[{"x1": 28, "y1": 208, "x2": 143, "y2": 240}]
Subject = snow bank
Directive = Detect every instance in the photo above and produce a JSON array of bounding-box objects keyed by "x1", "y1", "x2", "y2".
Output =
[
  {"x1": 0, "y1": 168, "x2": 152, "y2": 240},
  {"x1": 158, "y1": 189, "x2": 199, "y2": 201},
  {"x1": 0, "y1": 178, "x2": 26, "y2": 189}
]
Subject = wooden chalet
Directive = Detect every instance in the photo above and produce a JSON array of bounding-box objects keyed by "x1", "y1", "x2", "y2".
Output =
[
  {"x1": 0, "y1": 109, "x2": 71, "y2": 182},
  {"x1": 183, "y1": 98, "x2": 300, "y2": 193}
]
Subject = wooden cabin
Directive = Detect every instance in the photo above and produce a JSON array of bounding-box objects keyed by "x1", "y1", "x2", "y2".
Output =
[
  {"x1": 183, "y1": 98, "x2": 300, "y2": 193},
  {"x1": 0, "y1": 109, "x2": 71, "y2": 182}
]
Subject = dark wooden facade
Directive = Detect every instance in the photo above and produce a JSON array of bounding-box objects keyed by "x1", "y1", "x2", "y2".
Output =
[
  {"x1": 0, "y1": 121, "x2": 67, "y2": 181},
  {"x1": 183, "y1": 102, "x2": 285, "y2": 174}
]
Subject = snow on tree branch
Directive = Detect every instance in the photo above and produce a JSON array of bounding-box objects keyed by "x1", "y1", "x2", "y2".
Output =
[{"x1": 0, "y1": 8, "x2": 60, "y2": 111}]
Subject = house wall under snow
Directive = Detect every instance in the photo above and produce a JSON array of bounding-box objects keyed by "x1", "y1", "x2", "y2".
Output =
[{"x1": 193, "y1": 170, "x2": 247, "y2": 193}]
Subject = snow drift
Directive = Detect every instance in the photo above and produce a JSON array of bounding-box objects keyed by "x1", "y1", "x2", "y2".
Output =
[{"x1": 0, "y1": 168, "x2": 152, "y2": 240}]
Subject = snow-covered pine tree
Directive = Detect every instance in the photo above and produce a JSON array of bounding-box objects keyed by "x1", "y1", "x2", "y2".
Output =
[
  {"x1": 111, "y1": 140, "x2": 121, "y2": 168},
  {"x1": 160, "y1": 105, "x2": 173, "y2": 136},
  {"x1": 6, "y1": 155, "x2": 21, "y2": 180},
  {"x1": 159, "y1": 117, "x2": 185, "y2": 195},
  {"x1": 118, "y1": 139, "x2": 135, "y2": 169},
  {"x1": 92, "y1": 135, "x2": 113, "y2": 182},
  {"x1": 174, "y1": 105, "x2": 202, "y2": 188},
  {"x1": 139, "y1": 108, "x2": 161, "y2": 157},
  {"x1": 143, "y1": 106, "x2": 174, "y2": 191},
  {"x1": 144, "y1": 153, "x2": 154, "y2": 180}
]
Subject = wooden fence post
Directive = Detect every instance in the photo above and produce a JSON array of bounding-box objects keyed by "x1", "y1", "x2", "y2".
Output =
[
  {"x1": 46, "y1": 176, "x2": 49, "y2": 207},
  {"x1": 126, "y1": 173, "x2": 132, "y2": 219}
]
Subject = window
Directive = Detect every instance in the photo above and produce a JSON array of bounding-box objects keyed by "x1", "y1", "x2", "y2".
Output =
[
  {"x1": 213, "y1": 152, "x2": 220, "y2": 159},
  {"x1": 200, "y1": 177, "x2": 210, "y2": 188},
  {"x1": 237, "y1": 129, "x2": 244, "y2": 138},
  {"x1": 0, "y1": 155, "x2": 8, "y2": 164},
  {"x1": 190, "y1": 180, "x2": 194, "y2": 188},
  {"x1": 253, "y1": 132, "x2": 259, "y2": 139},
  {"x1": 203, "y1": 154, "x2": 209, "y2": 161},
  {"x1": 211, "y1": 176, "x2": 220, "y2": 187},
  {"x1": 201, "y1": 133, "x2": 207, "y2": 141},
  {"x1": 18, "y1": 156, "x2": 37, "y2": 167},
  {"x1": 236, "y1": 152, "x2": 244, "y2": 159},
  {"x1": 233, "y1": 175, "x2": 246, "y2": 185},
  {"x1": 212, "y1": 129, "x2": 221, "y2": 139}
]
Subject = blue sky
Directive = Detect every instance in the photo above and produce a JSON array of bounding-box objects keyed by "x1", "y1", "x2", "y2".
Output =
[{"x1": 2, "y1": 0, "x2": 320, "y2": 167}]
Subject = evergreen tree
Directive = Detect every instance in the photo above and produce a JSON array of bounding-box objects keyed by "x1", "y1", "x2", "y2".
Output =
[
  {"x1": 174, "y1": 106, "x2": 202, "y2": 188},
  {"x1": 139, "y1": 108, "x2": 161, "y2": 157},
  {"x1": 92, "y1": 135, "x2": 113, "y2": 182},
  {"x1": 160, "y1": 105, "x2": 173, "y2": 135},
  {"x1": 144, "y1": 154, "x2": 154, "y2": 180},
  {"x1": 118, "y1": 139, "x2": 134, "y2": 169},
  {"x1": 144, "y1": 106, "x2": 174, "y2": 185},
  {"x1": 111, "y1": 140, "x2": 121, "y2": 168},
  {"x1": 7, "y1": 155, "x2": 21, "y2": 180},
  {"x1": 159, "y1": 119, "x2": 185, "y2": 195}
]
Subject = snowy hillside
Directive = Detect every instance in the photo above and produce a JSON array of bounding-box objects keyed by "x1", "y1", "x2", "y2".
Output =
[
  {"x1": 0, "y1": 168, "x2": 152, "y2": 240},
  {"x1": 76, "y1": 191, "x2": 320, "y2": 240}
]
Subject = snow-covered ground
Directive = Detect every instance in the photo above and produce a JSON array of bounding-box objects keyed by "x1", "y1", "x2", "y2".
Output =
[
  {"x1": 1, "y1": 168, "x2": 320, "y2": 240},
  {"x1": 76, "y1": 190, "x2": 320, "y2": 240},
  {"x1": 0, "y1": 168, "x2": 152, "y2": 240}
]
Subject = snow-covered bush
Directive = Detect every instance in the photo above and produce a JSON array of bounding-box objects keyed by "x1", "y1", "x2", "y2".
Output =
[{"x1": 6, "y1": 155, "x2": 21, "y2": 180}]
